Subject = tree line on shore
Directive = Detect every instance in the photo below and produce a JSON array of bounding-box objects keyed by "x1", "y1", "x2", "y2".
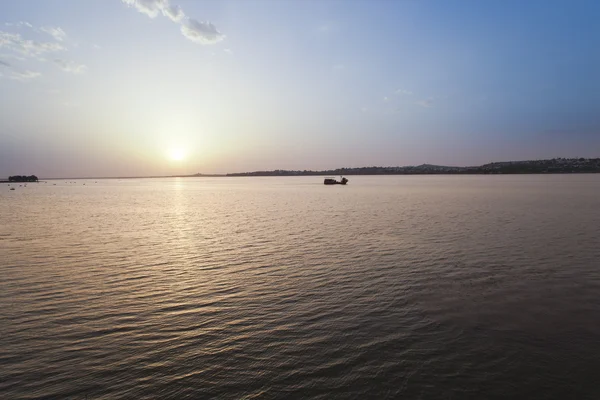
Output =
[
  {"x1": 227, "y1": 158, "x2": 600, "y2": 176},
  {"x1": 8, "y1": 175, "x2": 39, "y2": 182}
]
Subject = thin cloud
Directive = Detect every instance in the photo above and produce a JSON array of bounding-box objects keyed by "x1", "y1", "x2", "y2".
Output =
[
  {"x1": 122, "y1": 0, "x2": 183, "y2": 22},
  {"x1": 163, "y1": 4, "x2": 184, "y2": 22},
  {"x1": 10, "y1": 70, "x2": 41, "y2": 81},
  {"x1": 53, "y1": 59, "x2": 87, "y2": 74},
  {"x1": 0, "y1": 53, "x2": 26, "y2": 61},
  {"x1": 121, "y1": 0, "x2": 166, "y2": 18},
  {"x1": 1, "y1": 24, "x2": 85, "y2": 82},
  {"x1": 4, "y1": 21, "x2": 33, "y2": 28},
  {"x1": 180, "y1": 19, "x2": 224, "y2": 45},
  {"x1": 121, "y1": 0, "x2": 224, "y2": 44},
  {"x1": 0, "y1": 31, "x2": 65, "y2": 56},
  {"x1": 395, "y1": 89, "x2": 412, "y2": 95},
  {"x1": 416, "y1": 98, "x2": 434, "y2": 108},
  {"x1": 40, "y1": 26, "x2": 67, "y2": 42},
  {"x1": 5, "y1": 22, "x2": 67, "y2": 43}
]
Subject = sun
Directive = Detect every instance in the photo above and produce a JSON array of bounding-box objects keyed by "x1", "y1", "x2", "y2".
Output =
[{"x1": 168, "y1": 148, "x2": 186, "y2": 161}]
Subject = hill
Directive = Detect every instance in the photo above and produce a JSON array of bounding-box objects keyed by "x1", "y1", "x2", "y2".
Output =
[{"x1": 227, "y1": 158, "x2": 600, "y2": 176}]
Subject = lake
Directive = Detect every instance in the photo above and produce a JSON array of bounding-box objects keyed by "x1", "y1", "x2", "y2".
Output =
[{"x1": 1, "y1": 175, "x2": 600, "y2": 399}]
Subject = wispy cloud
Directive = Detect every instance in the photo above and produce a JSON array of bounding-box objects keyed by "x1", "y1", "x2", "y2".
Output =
[
  {"x1": 121, "y1": 0, "x2": 183, "y2": 21},
  {"x1": 40, "y1": 26, "x2": 67, "y2": 42},
  {"x1": 1, "y1": 24, "x2": 86, "y2": 81},
  {"x1": 0, "y1": 59, "x2": 10, "y2": 67},
  {"x1": 4, "y1": 21, "x2": 33, "y2": 28},
  {"x1": 122, "y1": 0, "x2": 224, "y2": 44},
  {"x1": 121, "y1": 0, "x2": 165, "y2": 18},
  {"x1": 4, "y1": 22, "x2": 69, "y2": 44},
  {"x1": 53, "y1": 59, "x2": 87, "y2": 74},
  {"x1": 163, "y1": 4, "x2": 184, "y2": 22},
  {"x1": 395, "y1": 89, "x2": 412, "y2": 95},
  {"x1": 0, "y1": 52, "x2": 26, "y2": 61},
  {"x1": 181, "y1": 19, "x2": 224, "y2": 44},
  {"x1": 416, "y1": 98, "x2": 434, "y2": 108},
  {"x1": 0, "y1": 31, "x2": 65, "y2": 56},
  {"x1": 9, "y1": 69, "x2": 41, "y2": 81}
]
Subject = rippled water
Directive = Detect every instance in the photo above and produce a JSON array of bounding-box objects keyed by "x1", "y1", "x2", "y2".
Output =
[{"x1": 2, "y1": 175, "x2": 600, "y2": 399}]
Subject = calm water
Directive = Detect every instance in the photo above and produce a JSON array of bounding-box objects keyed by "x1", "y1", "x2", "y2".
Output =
[{"x1": 2, "y1": 175, "x2": 600, "y2": 399}]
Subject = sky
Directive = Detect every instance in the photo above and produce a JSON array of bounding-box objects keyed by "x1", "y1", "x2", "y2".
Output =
[{"x1": 0, "y1": 0, "x2": 599, "y2": 177}]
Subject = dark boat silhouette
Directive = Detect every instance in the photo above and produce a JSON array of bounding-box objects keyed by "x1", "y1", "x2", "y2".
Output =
[{"x1": 324, "y1": 176, "x2": 348, "y2": 185}]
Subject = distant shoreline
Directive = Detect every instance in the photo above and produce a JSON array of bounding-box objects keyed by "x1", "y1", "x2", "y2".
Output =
[
  {"x1": 229, "y1": 157, "x2": 600, "y2": 177},
  {"x1": 4, "y1": 157, "x2": 599, "y2": 181},
  {"x1": 4, "y1": 172, "x2": 599, "y2": 182}
]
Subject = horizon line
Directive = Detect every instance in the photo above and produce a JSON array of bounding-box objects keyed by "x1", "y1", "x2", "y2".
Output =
[{"x1": 5, "y1": 156, "x2": 598, "y2": 181}]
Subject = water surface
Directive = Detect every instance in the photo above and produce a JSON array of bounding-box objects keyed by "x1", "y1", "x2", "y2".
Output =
[{"x1": 1, "y1": 175, "x2": 600, "y2": 399}]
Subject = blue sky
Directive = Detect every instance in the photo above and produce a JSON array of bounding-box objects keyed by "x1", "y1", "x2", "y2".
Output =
[{"x1": 1, "y1": 0, "x2": 599, "y2": 177}]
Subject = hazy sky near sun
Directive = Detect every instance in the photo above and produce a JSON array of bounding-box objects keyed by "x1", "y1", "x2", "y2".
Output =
[{"x1": 1, "y1": 0, "x2": 599, "y2": 177}]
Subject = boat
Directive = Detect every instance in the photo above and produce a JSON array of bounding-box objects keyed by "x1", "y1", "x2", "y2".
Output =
[{"x1": 324, "y1": 176, "x2": 348, "y2": 185}]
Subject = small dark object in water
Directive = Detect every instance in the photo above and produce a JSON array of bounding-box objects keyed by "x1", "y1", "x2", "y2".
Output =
[{"x1": 324, "y1": 176, "x2": 348, "y2": 185}]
